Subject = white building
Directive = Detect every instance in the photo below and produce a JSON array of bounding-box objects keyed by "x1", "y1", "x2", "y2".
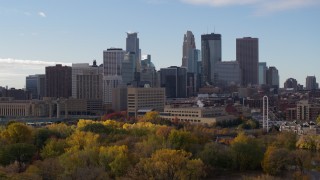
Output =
[
  {"x1": 72, "y1": 61, "x2": 103, "y2": 100},
  {"x1": 103, "y1": 48, "x2": 125, "y2": 105}
]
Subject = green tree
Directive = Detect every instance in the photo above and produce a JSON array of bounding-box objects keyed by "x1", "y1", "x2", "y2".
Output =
[
  {"x1": 231, "y1": 132, "x2": 264, "y2": 171},
  {"x1": 47, "y1": 123, "x2": 74, "y2": 138},
  {"x1": 168, "y1": 130, "x2": 195, "y2": 150},
  {"x1": 34, "y1": 128, "x2": 57, "y2": 150},
  {"x1": 40, "y1": 138, "x2": 68, "y2": 159},
  {"x1": 273, "y1": 131, "x2": 297, "y2": 150},
  {"x1": 262, "y1": 146, "x2": 290, "y2": 176},
  {"x1": 4, "y1": 143, "x2": 36, "y2": 172}
]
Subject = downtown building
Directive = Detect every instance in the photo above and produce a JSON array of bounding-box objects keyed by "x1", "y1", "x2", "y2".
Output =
[
  {"x1": 306, "y1": 76, "x2": 318, "y2": 90},
  {"x1": 140, "y1": 55, "x2": 158, "y2": 87},
  {"x1": 201, "y1": 33, "x2": 222, "y2": 86},
  {"x1": 26, "y1": 74, "x2": 46, "y2": 99},
  {"x1": 127, "y1": 87, "x2": 165, "y2": 117},
  {"x1": 126, "y1": 32, "x2": 141, "y2": 73},
  {"x1": 72, "y1": 61, "x2": 104, "y2": 114},
  {"x1": 237, "y1": 37, "x2": 259, "y2": 86},
  {"x1": 45, "y1": 64, "x2": 72, "y2": 98},
  {"x1": 160, "y1": 66, "x2": 187, "y2": 98},
  {"x1": 103, "y1": 48, "x2": 125, "y2": 105},
  {"x1": 214, "y1": 61, "x2": 241, "y2": 86}
]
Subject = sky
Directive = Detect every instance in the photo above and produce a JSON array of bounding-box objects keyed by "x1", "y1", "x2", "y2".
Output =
[{"x1": 0, "y1": 0, "x2": 319, "y2": 89}]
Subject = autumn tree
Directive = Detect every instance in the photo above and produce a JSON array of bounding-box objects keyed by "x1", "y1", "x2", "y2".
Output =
[
  {"x1": 130, "y1": 149, "x2": 205, "y2": 180},
  {"x1": 65, "y1": 131, "x2": 100, "y2": 152},
  {"x1": 1, "y1": 123, "x2": 32, "y2": 144},
  {"x1": 40, "y1": 138, "x2": 68, "y2": 159}
]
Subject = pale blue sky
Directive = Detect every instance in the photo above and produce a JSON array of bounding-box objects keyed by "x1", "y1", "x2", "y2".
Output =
[{"x1": 0, "y1": 0, "x2": 319, "y2": 88}]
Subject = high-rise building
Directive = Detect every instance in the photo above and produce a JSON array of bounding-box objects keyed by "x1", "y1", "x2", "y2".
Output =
[
  {"x1": 122, "y1": 52, "x2": 136, "y2": 85},
  {"x1": 214, "y1": 61, "x2": 241, "y2": 86},
  {"x1": 266, "y1": 66, "x2": 279, "y2": 88},
  {"x1": 126, "y1": 32, "x2": 141, "y2": 72},
  {"x1": 284, "y1": 78, "x2": 298, "y2": 90},
  {"x1": 201, "y1": 33, "x2": 222, "y2": 86},
  {"x1": 306, "y1": 76, "x2": 317, "y2": 90},
  {"x1": 236, "y1": 37, "x2": 259, "y2": 86},
  {"x1": 103, "y1": 48, "x2": 125, "y2": 105},
  {"x1": 160, "y1": 66, "x2": 187, "y2": 98},
  {"x1": 26, "y1": 74, "x2": 46, "y2": 99},
  {"x1": 46, "y1": 64, "x2": 72, "y2": 98},
  {"x1": 72, "y1": 60, "x2": 103, "y2": 100},
  {"x1": 182, "y1": 31, "x2": 197, "y2": 73},
  {"x1": 258, "y1": 62, "x2": 267, "y2": 85},
  {"x1": 141, "y1": 55, "x2": 158, "y2": 87}
]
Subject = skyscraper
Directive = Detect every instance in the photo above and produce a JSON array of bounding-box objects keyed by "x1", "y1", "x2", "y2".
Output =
[
  {"x1": 284, "y1": 78, "x2": 298, "y2": 90},
  {"x1": 236, "y1": 37, "x2": 259, "y2": 86},
  {"x1": 122, "y1": 52, "x2": 136, "y2": 85},
  {"x1": 126, "y1": 32, "x2": 141, "y2": 72},
  {"x1": 266, "y1": 66, "x2": 279, "y2": 88},
  {"x1": 160, "y1": 66, "x2": 187, "y2": 98},
  {"x1": 46, "y1": 64, "x2": 72, "y2": 98},
  {"x1": 182, "y1": 31, "x2": 196, "y2": 73},
  {"x1": 258, "y1": 62, "x2": 267, "y2": 85},
  {"x1": 201, "y1": 33, "x2": 222, "y2": 86},
  {"x1": 306, "y1": 76, "x2": 317, "y2": 90},
  {"x1": 103, "y1": 48, "x2": 125, "y2": 105}
]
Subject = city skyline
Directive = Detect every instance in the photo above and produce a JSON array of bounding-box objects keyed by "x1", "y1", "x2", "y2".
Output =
[{"x1": 0, "y1": 0, "x2": 319, "y2": 88}]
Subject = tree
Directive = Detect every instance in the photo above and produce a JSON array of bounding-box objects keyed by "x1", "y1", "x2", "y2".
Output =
[
  {"x1": 168, "y1": 130, "x2": 195, "y2": 151},
  {"x1": 231, "y1": 132, "x2": 264, "y2": 171},
  {"x1": 1, "y1": 123, "x2": 32, "y2": 143},
  {"x1": 80, "y1": 123, "x2": 110, "y2": 134},
  {"x1": 3, "y1": 143, "x2": 36, "y2": 172},
  {"x1": 197, "y1": 142, "x2": 232, "y2": 170},
  {"x1": 262, "y1": 146, "x2": 290, "y2": 176},
  {"x1": 40, "y1": 138, "x2": 68, "y2": 159},
  {"x1": 47, "y1": 123, "x2": 74, "y2": 138},
  {"x1": 34, "y1": 128, "x2": 57, "y2": 150},
  {"x1": 290, "y1": 149, "x2": 312, "y2": 174},
  {"x1": 316, "y1": 115, "x2": 320, "y2": 125},
  {"x1": 273, "y1": 131, "x2": 297, "y2": 150},
  {"x1": 130, "y1": 149, "x2": 205, "y2": 180},
  {"x1": 65, "y1": 131, "x2": 100, "y2": 152}
]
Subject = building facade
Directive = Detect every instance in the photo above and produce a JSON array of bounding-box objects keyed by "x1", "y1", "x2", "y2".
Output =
[
  {"x1": 258, "y1": 62, "x2": 267, "y2": 85},
  {"x1": 127, "y1": 87, "x2": 165, "y2": 117},
  {"x1": 126, "y1": 32, "x2": 141, "y2": 72},
  {"x1": 46, "y1": 64, "x2": 72, "y2": 98},
  {"x1": 266, "y1": 66, "x2": 280, "y2": 88},
  {"x1": 160, "y1": 66, "x2": 187, "y2": 98},
  {"x1": 306, "y1": 76, "x2": 318, "y2": 90},
  {"x1": 284, "y1": 78, "x2": 298, "y2": 91},
  {"x1": 236, "y1": 37, "x2": 259, "y2": 86},
  {"x1": 72, "y1": 61, "x2": 103, "y2": 100},
  {"x1": 214, "y1": 61, "x2": 241, "y2": 86},
  {"x1": 182, "y1": 31, "x2": 197, "y2": 73},
  {"x1": 103, "y1": 48, "x2": 125, "y2": 105},
  {"x1": 201, "y1": 33, "x2": 222, "y2": 85}
]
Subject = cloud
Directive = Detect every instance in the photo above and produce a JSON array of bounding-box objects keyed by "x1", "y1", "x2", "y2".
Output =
[
  {"x1": 38, "y1": 11, "x2": 46, "y2": 17},
  {"x1": 181, "y1": 0, "x2": 259, "y2": 7},
  {"x1": 180, "y1": 0, "x2": 320, "y2": 14},
  {"x1": 0, "y1": 58, "x2": 71, "y2": 66}
]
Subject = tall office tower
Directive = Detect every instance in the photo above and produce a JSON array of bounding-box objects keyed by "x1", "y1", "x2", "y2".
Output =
[
  {"x1": 259, "y1": 62, "x2": 267, "y2": 85},
  {"x1": 306, "y1": 76, "x2": 317, "y2": 90},
  {"x1": 103, "y1": 48, "x2": 125, "y2": 105},
  {"x1": 266, "y1": 66, "x2": 279, "y2": 88},
  {"x1": 215, "y1": 61, "x2": 241, "y2": 86},
  {"x1": 160, "y1": 66, "x2": 187, "y2": 98},
  {"x1": 126, "y1": 32, "x2": 141, "y2": 72},
  {"x1": 141, "y1": 55, "x2": 158, "y2": 87},
  {"x1": 26, "y1": 74, "x2": 46, "y2": 99},
  {"x1": 46, "y1": 64, "x2": 72, "y2": 98},
  {"x1": 122, "y1": 52, "x2": 136, "y2": 85},
  {"x1": 182, "y1": 31, "x2": 197, "y2": 73},
  {"x1": 72, "y1": 60, "x2": 103, "y2": 100},
  {"x1": 201, "y1": 33, "x2": 222, "y2": 86},
  {"x1": 284, "y1": 78, "x2": 298, "y2": 90},
  {"x1": 236, "y1": 37, "x2": 259, "y2": 86}
]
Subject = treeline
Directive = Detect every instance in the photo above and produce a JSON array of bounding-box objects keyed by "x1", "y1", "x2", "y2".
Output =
[{"x1": 0, "y1": 112, "x2": 319, "y2": 179}]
